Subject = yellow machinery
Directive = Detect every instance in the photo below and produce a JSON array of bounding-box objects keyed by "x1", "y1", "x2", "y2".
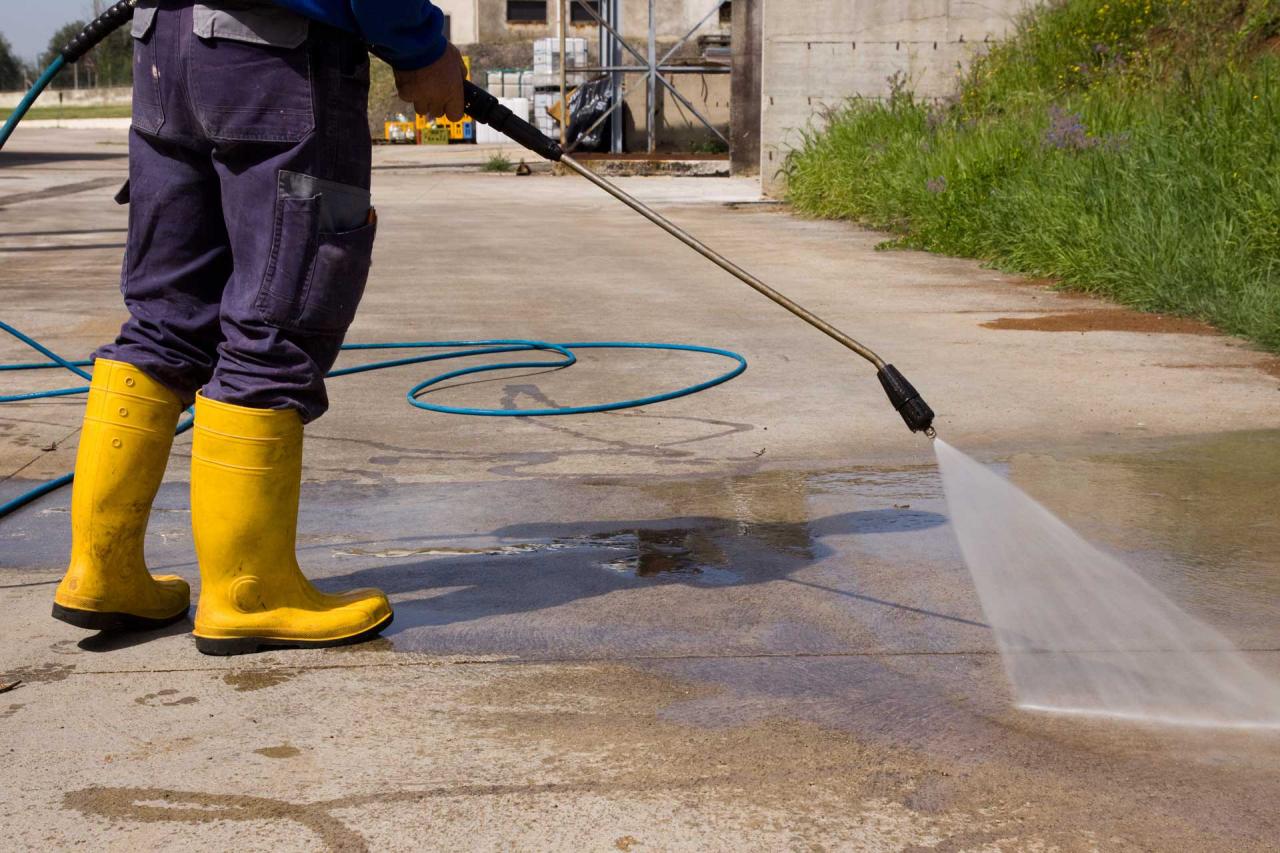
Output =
[{"x1": 383, "y1": 119, "x2": 416, "y2": 144}]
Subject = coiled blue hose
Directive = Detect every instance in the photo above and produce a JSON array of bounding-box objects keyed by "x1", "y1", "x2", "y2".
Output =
[{"x1": 1, "y1": 323, "x2": 745, "y2": 519}]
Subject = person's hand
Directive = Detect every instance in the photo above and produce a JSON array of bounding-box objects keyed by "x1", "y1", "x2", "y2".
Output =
[{"x1": 394, "y1": 43, "x2": 467, "y2": 122}]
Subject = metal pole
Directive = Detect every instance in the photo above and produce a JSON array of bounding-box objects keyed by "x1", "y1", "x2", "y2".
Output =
[
  {"x1": 559, "y1": 154, "x2": 887, "y2": 369},
  {"x1": 558, "y1": 0, "x2": 568, "y2": 149},
  {"x1": 647, "y1": 0, "x2": 657, "y2": 153},
  {"x1": 607, "y1": 0, "x2": 623, "y2": 153}
]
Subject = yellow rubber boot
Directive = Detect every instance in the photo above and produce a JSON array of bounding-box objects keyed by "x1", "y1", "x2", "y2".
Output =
[
  {"x1": 190, "y1": 393, "x2": 393, "y2": 655},
  {"x1": 53, "y1": 359, "x2": 190, "y2": 631}
]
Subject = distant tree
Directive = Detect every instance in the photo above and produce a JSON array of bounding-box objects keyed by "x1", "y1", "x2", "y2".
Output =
[
  {"x1": 87, "y1": 27, "x2": 133, "y2": 86},
  {"x1": 41, "y1": 20, "x2": 88, "y2": 84},
  {"x1": 0, "y1": 33, "x2": 26, "y2": 90},
  {"x1": 41, "y1": 17, "x2": 133, "y2": 89}
]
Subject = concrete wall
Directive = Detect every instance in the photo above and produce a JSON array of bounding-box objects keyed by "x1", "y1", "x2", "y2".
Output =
[
  {"x1": 437, "y1": 0, "x2": 481, "y2": 44},
  {"x1": 476, "y1": 0, "x2": 728, "y2": 47},
  {"x1": 759, "y1": 0, "x2": 1036, "y2": 194},
  {"x1": 622, "y1": 0, "x2": 730, "y2": 40}
]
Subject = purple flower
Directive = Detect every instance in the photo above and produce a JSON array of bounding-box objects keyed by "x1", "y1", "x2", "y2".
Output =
[{"x1": 1044, "y1": 105, "x2": 1100, "y2": 151}]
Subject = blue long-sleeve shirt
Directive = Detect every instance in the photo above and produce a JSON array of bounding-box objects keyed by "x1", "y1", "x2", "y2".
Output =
[{"x1": 267, "y1": 0, "x2": 448, "y2": 70}]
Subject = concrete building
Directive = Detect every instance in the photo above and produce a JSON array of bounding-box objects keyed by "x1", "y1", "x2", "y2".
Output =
[
  {"x1": 441, "y1": 0, "x2": 1036, "y2": 186},
  {"x1": 439, "y1": 0, "x2": 732, "y2": 47},
  {"x1": 758, "y1": 1, "x2": 1036, "y2": 194}
]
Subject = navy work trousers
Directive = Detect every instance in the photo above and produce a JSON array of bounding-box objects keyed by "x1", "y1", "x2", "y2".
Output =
[{"x1": 98, "y1": 1, "x2": 375, "y2": 423}]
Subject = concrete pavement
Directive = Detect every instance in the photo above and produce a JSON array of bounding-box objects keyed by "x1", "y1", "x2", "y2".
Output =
[{"x1": 2, "y1": 127, "x2": 1278, "y2": 850}]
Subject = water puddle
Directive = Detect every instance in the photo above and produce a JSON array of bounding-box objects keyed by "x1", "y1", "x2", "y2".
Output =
[
  {"x1": 303, "y1": 432, "x2": 1278, "y2": 735},
  {"x1": 336, "y1": 531, "x2": 744, "y2": 583},
  {"x1": 587, "y1": 530, "x2": 742, "y2": 584}
]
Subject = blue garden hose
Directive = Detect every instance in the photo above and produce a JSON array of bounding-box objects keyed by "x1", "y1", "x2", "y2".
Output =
[{"x1": 0, "y1": 322, "x2": 746, "y2": 519}]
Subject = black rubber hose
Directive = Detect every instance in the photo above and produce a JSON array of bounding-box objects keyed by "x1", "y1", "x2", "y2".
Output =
[
  {"x1": 463, "y1": 80, "x2": 563, "y2": 162},
  {"x1": 61, "y1": 0, "x2": 137, "y2": 64}
]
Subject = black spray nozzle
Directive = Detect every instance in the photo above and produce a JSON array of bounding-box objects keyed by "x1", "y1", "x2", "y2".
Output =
[
  {"x1": 877, "y1": 364, "x2": 936, "y2": 435},
  {"x1": 463, "y1": 81, "x2": 563, "y2": 163},
  {"x1": 62, "y1": 0, "x2": 136, "y2": 64}
]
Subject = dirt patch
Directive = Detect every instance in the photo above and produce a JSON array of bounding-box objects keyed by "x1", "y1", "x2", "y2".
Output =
[
  {"x1": 982, "y1": 309, "x2": 1219, "y2": 335},
  {"x1": 3, "y1": 663, "x2": 74, "y2": 684},
  {"x1": 254, "y1": 745, "x2": 302, "y2": 759},
  {"x1": 62, "y1": 779, "x2": 669, "y2": 852},
  {"x1": 135, "y1": 689, "x2": 198, "y2": 707},
  {"x1": 222, "y1": 669, "x2": 299, "y2": 692}
]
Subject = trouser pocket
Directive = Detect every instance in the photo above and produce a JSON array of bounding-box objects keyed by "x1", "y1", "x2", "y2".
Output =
[
  {"x1": 188, "y1": 22, "x2": 314, "y2": 144},
  {"x1": 130, "y1": 6, "x2": 164, "y2": 135},
  {"x1": 256, "y1": 181, "x2": 376, "y2": 334}
]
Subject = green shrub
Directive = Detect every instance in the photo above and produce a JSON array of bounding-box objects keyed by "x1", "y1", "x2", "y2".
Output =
[{"x1": 483, "y1": 153, "x2": 514, "y2": 172}]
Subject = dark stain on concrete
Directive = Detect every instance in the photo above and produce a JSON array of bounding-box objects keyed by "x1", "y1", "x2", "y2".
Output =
[
  {"x1": 982, "y1": 308, "x2": 1218, "y2": 335},
  {"x1": 62, "y1": 780, "x2": 662, "y2": 853},
  {"x1": 254, "y1": 745, "x2": 302, "y2": 759},
  {"x1": 222, "y1": 669, "x2": 300, "y2": 692},
  {"x1": 1, "y1": 703, "x2": 24, "y2": 719},
  {"x1": 3, "y1": 663, "x2": 74, "y2": 684},
  {"x1": 0, "y1": 176, "x2": 121, "y2": 208},
  {"x1": 135, "y1": 689, "x2": 198, "y2": 707},
  {"x1": 48, "y1": 639, "x2": 82, "y2": 655}
]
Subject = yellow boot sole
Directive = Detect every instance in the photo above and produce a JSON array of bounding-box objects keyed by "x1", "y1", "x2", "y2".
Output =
[
  {"x1": 52, "y1": 601, "x2": 189, "y2": 632},
  {"x1": 193, "y1": 612, "x2": 393, "y2": 656}
]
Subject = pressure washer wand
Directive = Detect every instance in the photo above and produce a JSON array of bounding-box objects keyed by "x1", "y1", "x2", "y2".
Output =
[{"x1": 463, "y1": 82, "x2": 936, "y2": 435}]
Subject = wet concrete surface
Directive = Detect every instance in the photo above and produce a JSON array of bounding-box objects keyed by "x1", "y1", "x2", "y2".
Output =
[{"x1": 3, "y1": 129, "x2": 1279, "y2": 849}]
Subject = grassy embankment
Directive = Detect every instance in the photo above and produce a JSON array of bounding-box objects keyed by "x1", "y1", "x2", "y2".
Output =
[
  {"x1": 0, "y1": 104, "x2": 131, "y2": 121},
  {"x1": 785, "y1": 0, "x2": 1280, "y2": 351}
]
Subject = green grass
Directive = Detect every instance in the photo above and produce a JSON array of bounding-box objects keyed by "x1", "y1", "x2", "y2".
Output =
[
  {"x1": 785, "y1": 0, "x2": 1280, "y2": 351},
  {"x1": 482, "y1": 152, "x2": 514, "y2": 172},
  {"x1": 0, "y1": 104, "x2": 132, "y2": 121}
]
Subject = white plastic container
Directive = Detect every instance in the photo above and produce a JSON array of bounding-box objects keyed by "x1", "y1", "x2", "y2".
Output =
[{"x1": 476, "y1": 97, "x2": 531, "y2": 144}]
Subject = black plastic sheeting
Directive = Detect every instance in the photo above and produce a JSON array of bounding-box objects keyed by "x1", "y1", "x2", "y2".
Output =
[{"x1": 567, "y1": 77, "x2": 623, "y2": 152}]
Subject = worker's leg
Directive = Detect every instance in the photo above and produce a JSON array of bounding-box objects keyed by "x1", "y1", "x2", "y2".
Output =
[
  {"x1": 203, "y1": 24, "x2": 375, "y2": 422},
  {"x1": 52, "y1": 360, "x2": 189, "y2": 630},
  {"x1": 93, "y1": 130, "x2": 229, "y2": 400},
  {"x1": 54, "y1": 7, "x2": 228, "y2": 630},
  {"x1": 184, "y1": 21, "x2": 390, "y2": 654}
]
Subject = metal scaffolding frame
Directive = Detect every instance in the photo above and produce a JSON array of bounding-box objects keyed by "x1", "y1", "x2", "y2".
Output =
[{"x1": 556, "y1": 0, "x2": 730, "y2": 154}]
